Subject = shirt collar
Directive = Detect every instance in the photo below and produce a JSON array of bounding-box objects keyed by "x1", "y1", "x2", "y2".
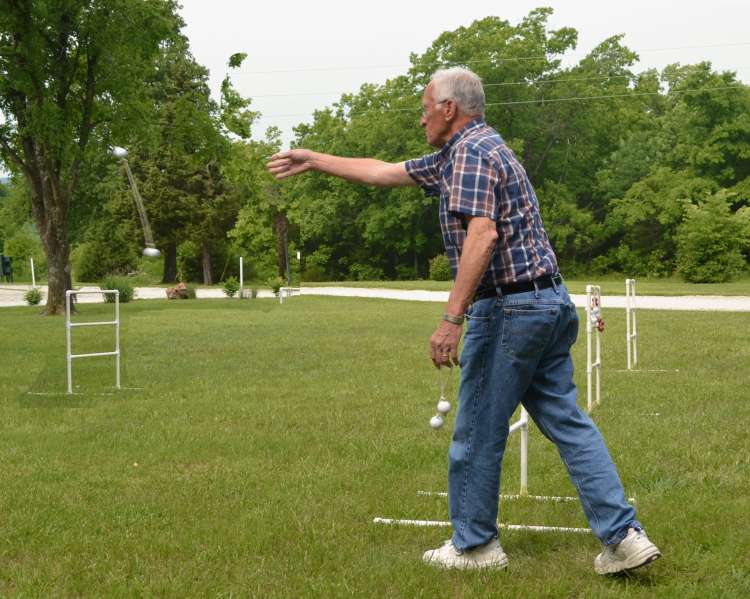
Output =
[{"x1": 439, "y1": 118, "x2": 486, "y2": 157}]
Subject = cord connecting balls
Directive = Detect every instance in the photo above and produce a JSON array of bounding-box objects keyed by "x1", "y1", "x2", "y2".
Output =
[{"x1": 429, "y1": 367, "x2": 453, "y2": 429}]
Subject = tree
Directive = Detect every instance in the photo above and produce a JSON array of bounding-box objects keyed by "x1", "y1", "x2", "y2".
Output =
[
  {"x1": 605, "y1": 168, "x2": 717, "y2": 275},
  {"x1": 228, "y1": 129, "x2": 289, "y2": 282},
  {"x1": 0, "y1": 0, "x2": 177, "y2": 313},
  {"x1": 127, "y1": 47, "x2": 255, "y2": 285},
  {"x1": 676, "y1": 191, "x2": 749, "y2": 282}
]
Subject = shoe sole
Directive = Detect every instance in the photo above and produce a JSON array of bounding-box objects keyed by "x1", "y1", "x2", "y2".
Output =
[
  {"x1": 423, "y1": 555, "x2": 510, "y2": 570},
  {"x1": 595, "y1": 547, "x2": 662, "y2": 575}
]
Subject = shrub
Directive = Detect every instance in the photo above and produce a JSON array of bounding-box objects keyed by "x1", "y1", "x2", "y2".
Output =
[
  {"x1": 267, "y1": 276, "x2": 284, "y2": 296},
  {"x1": 24, "y1": 287, "x2": 43, "y2": 306},
  {"x1": 100, "y1": 276, "x2": 134, "y2": 303},
  {"x1": 429, "y1": 254, "x2": 452, "y2": 281},
  {"x1": 349, "y1": 263, "x2": 384, "y2": 281},
  {"x1": 74, "y1": 239, "x2": 139, "y2": 283},
  {"x1": 676, "y1": 193, "x2": 748, "y2": 283},
  {"x1": 3, "y1": 224, "x2": 47, "y2": 281},
  {"x1": 250, "y1": 287, "x2": 258, "y2": 299},
  {"x1": 395, "y1": 264, "x2": 417, "y2": 280},
  {"x1": 177, "y1": 240, "x2": 201, "y2": 282},
  {"x1": 223, "y1": 276, "x2": 240, "y2": 298},
  {"x1": 301, "y1": 263, "x2": 327, "y2": 282}
]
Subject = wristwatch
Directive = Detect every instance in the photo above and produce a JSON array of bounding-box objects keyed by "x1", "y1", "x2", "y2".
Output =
[{"x1": 442, "y1": 312, "x2": 465, "y2": 325}]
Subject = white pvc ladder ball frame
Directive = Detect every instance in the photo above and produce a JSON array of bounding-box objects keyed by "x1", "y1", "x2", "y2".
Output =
[
  {"x1": 65, "y1": 289, "x2": 121, "y2": 395},
  {"x1": 374, "y1": 398, "x2": 589, "y2": 534}
]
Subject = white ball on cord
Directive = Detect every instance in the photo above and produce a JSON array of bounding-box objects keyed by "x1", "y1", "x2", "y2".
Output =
[
  {"x1": 111, "y1": 146, "x2": 128, "y2": 159},
  {"x1": 437, "y1": 400, "x2": 451, "y2": 415},
  {"x1": 142, "y1": 247, "x2": 161, "y2": 258},
  {"x1": 429, "y1": 415, "x2": 444, "y2": 429}
]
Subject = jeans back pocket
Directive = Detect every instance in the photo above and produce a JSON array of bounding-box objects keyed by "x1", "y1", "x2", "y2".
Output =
[{"x1": 501, "y1": 304, "x2": 560, "y2": 359}]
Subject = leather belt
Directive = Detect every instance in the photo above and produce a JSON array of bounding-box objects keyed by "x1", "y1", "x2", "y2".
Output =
[{"x1": 473, "y1": 273, "x2": 562, "y2": 301}]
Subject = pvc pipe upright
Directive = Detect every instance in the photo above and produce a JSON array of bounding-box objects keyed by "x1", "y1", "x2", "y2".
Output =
[
  {"x1": 115, "y1": 290, "x2": 121, "y2": 389},
  {"x1": 586, "y1": 286, "x2": 593, "y2": 411},
  {"x1": 66, "y1": 292, "x2": 73, "y2": 394},
  {"x1": 632, "y1": 287, "x2": 638, "y2": 367},
  {"x1": 30, "y1": 257, "x2": 35, "y2": 287},
  {"x1": 519, "y1": 408, "x2": 529, "y2": 496},
  {"x1": 585, "y1": 285, "x2": 602, "y2": 411},
  {"x1": 239, "y1": 257, "x2": 244, "y2": 299},
  {"x1": 626, "y1": 279, "x2": 637, "y2": 369}
]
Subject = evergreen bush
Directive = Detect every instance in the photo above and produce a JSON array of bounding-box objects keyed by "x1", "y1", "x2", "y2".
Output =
[
  {"x1": 223, "y1": 276, "x2": 240, "y2": 298},
  {"x1": 24, "y1": 287, "x2": 43, "y2": 306},
  {"x1": 429, "y1": 254, "x2": 452, "y2": 281},
  {"x1": 100, "y1": 276, "x2": 135, "y2": 303}
]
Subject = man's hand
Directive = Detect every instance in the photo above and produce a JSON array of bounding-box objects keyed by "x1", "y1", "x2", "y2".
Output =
[
  {"x1": 267, "y1": 150, "x2": 414, "y2": 187},
  {"x1": 430, "y1": 320, "x2": 463, "y2": 368},
  {"x1": 267, "y1": 149, "x2": 315, "y2": 180}
]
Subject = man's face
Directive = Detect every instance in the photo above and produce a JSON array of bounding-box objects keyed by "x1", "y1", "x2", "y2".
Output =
[{"x1": 420, "y1": 83, "x2": 451, "y2": 148}]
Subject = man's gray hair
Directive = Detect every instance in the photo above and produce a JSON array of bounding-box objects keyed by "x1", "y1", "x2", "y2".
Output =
[{"x1": 430, "y1": 67, "x2": 485, "y2": 117}]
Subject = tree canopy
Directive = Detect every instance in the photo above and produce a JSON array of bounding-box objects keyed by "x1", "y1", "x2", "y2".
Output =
[{"x1": 2, "y1": 7, "x2": 748, "y2": 292}]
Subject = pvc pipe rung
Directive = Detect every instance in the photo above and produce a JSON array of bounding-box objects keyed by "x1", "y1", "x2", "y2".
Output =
[
  {"x1": 71, "y1": 351, "x2": 119, "y2": 359},
  {"x1": 69, "y1": 320, "x2": 118, "y2": 327},
  {"x1": 66, "y1": 290, "x2": 119, "y2": 296},
  {"x1": 372, "y1": 517, "x2": 591, "y2": 534}
]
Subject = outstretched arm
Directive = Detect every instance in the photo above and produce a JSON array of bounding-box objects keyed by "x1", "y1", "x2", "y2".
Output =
[{"x1": 267, "y1": 149, "x2": 415, "y2": 187}]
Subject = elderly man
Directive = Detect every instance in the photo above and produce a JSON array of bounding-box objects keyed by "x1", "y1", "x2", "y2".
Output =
[{"x1": 267, "y1": 67, "x2": 661, "y2": 575}]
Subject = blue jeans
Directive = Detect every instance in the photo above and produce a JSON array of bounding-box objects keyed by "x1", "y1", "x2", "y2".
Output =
[{"x1": 448, "y1": 283, "x2": 639, "y2": 550}]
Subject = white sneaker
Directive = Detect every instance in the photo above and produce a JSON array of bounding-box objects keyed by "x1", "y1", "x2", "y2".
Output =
[
  {"x1": 423, "y1": 538, "x2": 509, "y2": 570},
  {"x1": 594, "y1": 528, "x2": 661, "y2": 575}
]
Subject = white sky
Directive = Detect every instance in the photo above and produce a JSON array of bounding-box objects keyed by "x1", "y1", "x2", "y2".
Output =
[{"x1": 178, "y1": 0, "x2": 750, "y2": 148}]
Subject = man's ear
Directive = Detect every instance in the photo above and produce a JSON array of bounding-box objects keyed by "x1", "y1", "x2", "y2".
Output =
[{"x1": 444, "y1": 99, "x2": 457, "y2": 121}]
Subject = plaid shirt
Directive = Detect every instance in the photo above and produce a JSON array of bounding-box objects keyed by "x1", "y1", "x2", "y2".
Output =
[{"x1": 405, "y1": 118, "x2": 558, "y2": 288}]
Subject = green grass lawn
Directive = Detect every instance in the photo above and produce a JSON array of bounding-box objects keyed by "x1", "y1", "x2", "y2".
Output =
[
  {"x1": 1, "y1": 298, "x2": 749, "y2": 597},
  {"x1": 303, "y1": 275, "x2": 750, "y2": 296}
]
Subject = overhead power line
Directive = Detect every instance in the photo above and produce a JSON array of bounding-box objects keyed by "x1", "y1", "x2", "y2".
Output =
[
  {"x1": 253, "y1": 84, "x2": 745, "y2": 121},
  {"x1": 240, "y1": 41, "x2": 750, "y2": 75},
  {"x1": 250, "y1": 67, "x2": 750, "y2": 99}
]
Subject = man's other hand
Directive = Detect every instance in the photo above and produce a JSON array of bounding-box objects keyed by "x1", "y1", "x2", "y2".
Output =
[{"x1": 430, "y1": 320, "x2": 463, "y2": 368}]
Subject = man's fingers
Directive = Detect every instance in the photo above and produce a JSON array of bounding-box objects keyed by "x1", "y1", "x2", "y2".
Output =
[
  {"x1": 269, "y1": 150, "x2": 292, "y2": 161},
  {"x1": 450, "y1": 346, "x2": 460, "y2": 366},
  {"x1": 267, "y1": 160, "x2": 303, "y2": 180},
  {"x1": 266, "y1": 158, "x2": 291, "y2": 171}
]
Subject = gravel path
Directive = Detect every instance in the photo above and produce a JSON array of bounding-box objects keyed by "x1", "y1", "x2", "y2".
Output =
[{"x1": 2, "y1": 284, "x2": 750, "y2": 311}]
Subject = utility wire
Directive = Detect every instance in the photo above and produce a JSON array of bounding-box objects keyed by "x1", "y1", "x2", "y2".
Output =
[
  {"x1": 240, "y1": 41, "x2": 750, "y2": 75},
  {"x1": 253, "y1": 84, "x2": 745, "y2": 120},
  {"x1": 250, "y1": 67, "x2": 750, "y2": 99}
]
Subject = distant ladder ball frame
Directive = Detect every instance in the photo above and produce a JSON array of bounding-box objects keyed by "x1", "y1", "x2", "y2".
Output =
[
  {"x1": 626, "y1": 279, "x2": 638, "y2": 370},
  {"x1": 65, "y1": 290, "x2": 121, "y2": 395},
  {"x1": 585, "y1": 285, "x2": 603, "y2": 412},
  {"x1": 279, "y1": 286, "x2": 301, "y2": 304}
]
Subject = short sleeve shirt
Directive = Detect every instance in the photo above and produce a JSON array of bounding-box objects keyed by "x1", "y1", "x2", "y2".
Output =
[{"x1": 405, "y1": 119, "x2": 558, "y2": 289}]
